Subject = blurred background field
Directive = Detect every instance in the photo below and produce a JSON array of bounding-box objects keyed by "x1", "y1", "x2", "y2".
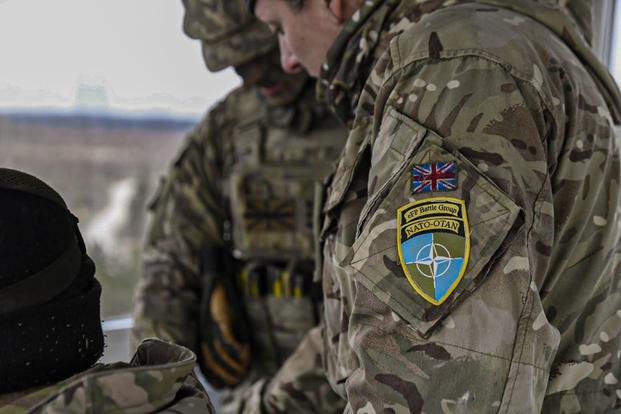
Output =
[
  {"x1": 0, "y1": 0, "x2": 239, "y2": 347},
  {"x1": 0, "y1": 111, "x2": 223, "y2": 404},
  {"x1": 0, "y1": 111, "x2": 197, "y2": 367},
  {"x1": 0, "y1": 112, "x2": 192, "y2": 317}
]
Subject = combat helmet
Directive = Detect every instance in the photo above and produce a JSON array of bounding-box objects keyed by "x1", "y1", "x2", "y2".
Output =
[{"x1": 182, "y1": 0, "x2": 277, "y2": 71}]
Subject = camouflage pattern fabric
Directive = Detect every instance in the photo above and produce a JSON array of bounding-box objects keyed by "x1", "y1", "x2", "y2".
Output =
[
  {"x1": 0, "y1": 339, "x2": 214, "y2": 414},
  {"x1": 182, "y1": 0, "x2": 276, "y2": 71},
  {"x1": 261, "y1": 326, "x2": 346, "y2": 414},
  {"x1": 311, "y1": 0, "x2": 621, "y2": 412},
  {"x1": 132, "y1": 83, "x2": 348, "y2": 413},
  {"x1": 218, "y1": 326, "x2": 346, "y2": 414}
]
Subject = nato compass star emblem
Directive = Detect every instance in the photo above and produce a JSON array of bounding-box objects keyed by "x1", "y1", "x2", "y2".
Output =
[
  {"x1": 397, "y1": 197, "x2": 470, "y2": 305},
  {"x1": 413, "y1": 241, "x2": 454, "y2": 282}
]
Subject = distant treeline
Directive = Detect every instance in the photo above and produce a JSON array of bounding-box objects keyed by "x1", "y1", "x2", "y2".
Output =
[{"x1": 0, "y1": 111, "x2": 197, "y2": 132}]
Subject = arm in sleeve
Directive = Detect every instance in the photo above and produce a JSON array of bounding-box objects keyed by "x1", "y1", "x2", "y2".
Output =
[
  {"x1": 132, "y1": 114, "x2": 226, "y2": 353},
  {"x1": 230, "y1": 325, "x2": 346, "y2": 414},
  {"x1": 338, "y1": 55, "x2": 562, "y2": 413}
]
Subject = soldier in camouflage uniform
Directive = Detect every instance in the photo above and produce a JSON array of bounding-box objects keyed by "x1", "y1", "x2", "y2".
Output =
[
  {"x1": 0, "y1": 168, "x2": 214, "y2": 414},
  {"x1": 1, "y1": 339, "x2": 215, "y2": 414},
  {"x1": 251, "y1": 0, "x2": 621, "y2": 412},
  {"x1": 132, "y1": 0, "x2": 347, "y2": 412}
]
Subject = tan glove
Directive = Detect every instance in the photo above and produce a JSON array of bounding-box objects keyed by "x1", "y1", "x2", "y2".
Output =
[{"x1": 199, "y1": 278, "x2": 252, "y2": 389}]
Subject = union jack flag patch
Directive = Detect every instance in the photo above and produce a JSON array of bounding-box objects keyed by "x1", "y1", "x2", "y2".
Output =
[{"x1": 411, "y1": 162, "x2": 457, "y2": 194}]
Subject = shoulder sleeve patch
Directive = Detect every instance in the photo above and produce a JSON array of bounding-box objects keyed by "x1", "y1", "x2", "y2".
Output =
[
  {"x1": 397, "y1": 197, "x2": 469, "y2": 305},
  {"x1": 346, "y1": 110, "x2": 521, "y2": 337}
]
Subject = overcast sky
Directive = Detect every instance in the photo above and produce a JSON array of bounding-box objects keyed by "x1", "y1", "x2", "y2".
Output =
[
  {"x1": 0, "y1": 0, "x2": 240, "y2": 117},
  {"x1": 2, "y1": 0, "x2": 621, "y2": 118}
]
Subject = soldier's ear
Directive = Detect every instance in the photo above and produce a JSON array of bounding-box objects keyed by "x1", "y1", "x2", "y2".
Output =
[{"x1": 326, "y1": 0, "x2": 346, "y2": 24}]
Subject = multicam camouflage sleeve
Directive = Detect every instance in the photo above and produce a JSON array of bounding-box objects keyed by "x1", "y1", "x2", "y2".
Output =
[
  {"x1": 217, "y1": 326, "x2": 346, "y2": 414},
  {"x1": 261, "y1": 326, "x2": 346, "y2": 414},
  {"x1": 318, "y1": 7, "x2": 621, "y2": 413},
  {"x1": 132, "y1": 109, "x2": 225, "y2": 352},
  {"x1": 326, "y1": 59, "x2": 557, "y2": 413},
  {"x1": 0, "y1": 339, "x2": 215, "y2": 414}
]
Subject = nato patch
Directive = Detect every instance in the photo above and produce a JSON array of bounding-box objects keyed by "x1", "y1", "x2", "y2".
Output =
[
  {"x1": 411, "y1": 162, "x2": 457, "y2": 194},
  {"x1": 397, "y1": 197, "x2": 470, "y2": 305}
]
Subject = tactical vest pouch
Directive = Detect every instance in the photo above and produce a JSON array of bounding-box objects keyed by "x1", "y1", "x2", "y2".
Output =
[
  {"x1": 229, "y1": 165, "x2": 328, "y2": 261},
  {"x1": 265, "y1": 294, "x2": 316, "y2": 359},
  {"x1": 237, "y1": 261, "x2": 319, "y2": 372},
  {"x1": 266, "y1": 261, "x2": 319, "y2": 352}
]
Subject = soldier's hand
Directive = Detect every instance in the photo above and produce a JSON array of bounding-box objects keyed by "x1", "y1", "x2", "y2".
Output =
[{"x1": 199, "y1": 279, "x2": 251, "y2": 389}]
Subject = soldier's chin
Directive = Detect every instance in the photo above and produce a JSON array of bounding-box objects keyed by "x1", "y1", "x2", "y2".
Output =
[
  {"x1": 258, "y1": 83, "x2": 283, "y2": 99},
  {"x1": 259, "y1": 83, "x2": 296, "y2": 107},
  {"x1": 259, "y1": 74, "x2": 308, "y2": 107}
]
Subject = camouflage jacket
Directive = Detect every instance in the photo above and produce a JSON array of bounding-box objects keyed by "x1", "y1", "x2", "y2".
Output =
[
  {"x1": 132, "y1": 83, "x2": 347, "y2": 412},
  {"x1": 219, "y1": 325, "x2": 347, "y2": 414},
  {"x1": 0, "y1": 339, "x2": 214, "y2": 414},
  {"x1": 313, "y1": 0, "x2": 621, "y2": 413}
]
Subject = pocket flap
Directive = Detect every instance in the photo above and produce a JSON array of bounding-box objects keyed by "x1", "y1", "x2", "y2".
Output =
[{"x1": 345, "y1": 122, "x2": 521, "y2": 338}]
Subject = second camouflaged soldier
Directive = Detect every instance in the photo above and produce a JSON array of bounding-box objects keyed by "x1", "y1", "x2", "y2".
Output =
[{"x1": 132, "y1": 0, "x2": 347, "y2": 412}]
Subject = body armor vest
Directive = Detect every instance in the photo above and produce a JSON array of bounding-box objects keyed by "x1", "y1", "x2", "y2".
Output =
[
  {"x1": 220, "y1": 90, "x2": 347, "y2": 376},
  {"x1": 225, "y1": 112, "x2": 344, "y2": 262}
]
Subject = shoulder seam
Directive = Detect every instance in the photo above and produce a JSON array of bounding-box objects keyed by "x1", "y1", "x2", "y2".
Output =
[
  {"x1": 385, "y1": 43, "x2": 556, "y2": 112},
  {"x1": 380, "y1": 45, "x2": 558, "y2": 152}
]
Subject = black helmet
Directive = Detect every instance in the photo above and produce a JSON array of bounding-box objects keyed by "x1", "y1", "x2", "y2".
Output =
[{"x1": 0, "y1": 168, "x2": 104, "y2": 393}]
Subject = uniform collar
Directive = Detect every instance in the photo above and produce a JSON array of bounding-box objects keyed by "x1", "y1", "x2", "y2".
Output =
[
  {"x1": 317, "y1": 0, "x2": 462, "y2": 123},
  {"x1": 317, "y1": 0, "x2": 620, "y2": 124},
  {"x1": 317, "y1": 0, "x2": 398, "y2": 124}
]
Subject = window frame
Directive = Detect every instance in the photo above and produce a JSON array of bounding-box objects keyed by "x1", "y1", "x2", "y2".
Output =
[{"x1": 593, "y1": 0, "x2": 617, "y2": 67}]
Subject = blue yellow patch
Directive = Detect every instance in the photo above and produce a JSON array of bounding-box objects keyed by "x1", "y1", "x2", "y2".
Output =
[{"x1": 397, "y1": 197, "x2": 470, "y2": 305}]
